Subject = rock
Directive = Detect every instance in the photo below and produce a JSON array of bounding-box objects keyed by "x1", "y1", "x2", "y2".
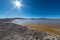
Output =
[{"x1": 0, "y1": 23, "x2": 59, "y2": 40}]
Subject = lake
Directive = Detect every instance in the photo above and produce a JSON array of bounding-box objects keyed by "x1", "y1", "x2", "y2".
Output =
[
  {"x1": 12, "y1": 19, "x2": 60, "y2": 24},
  {"x1": 12, "y1": 19, "x2": 60, "y2": 35}
]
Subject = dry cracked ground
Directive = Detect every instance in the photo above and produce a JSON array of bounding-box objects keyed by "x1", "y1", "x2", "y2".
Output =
[{"x1": 0, "y1": 19, "x2": 60, "y2": 40}]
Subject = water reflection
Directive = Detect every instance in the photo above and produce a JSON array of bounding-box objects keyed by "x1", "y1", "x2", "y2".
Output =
[{"x1": 12, "y1": 19, "x2": 60, "y2": 24}]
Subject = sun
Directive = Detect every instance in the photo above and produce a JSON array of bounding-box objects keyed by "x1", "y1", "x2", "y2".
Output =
[{"x1": 13, "y1": 0, "x2": 22, "y2": 8}]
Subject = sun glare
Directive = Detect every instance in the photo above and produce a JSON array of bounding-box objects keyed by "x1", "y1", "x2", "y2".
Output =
[{"x1": 13, "y1": 0, "x2": 22, "y2": 9}]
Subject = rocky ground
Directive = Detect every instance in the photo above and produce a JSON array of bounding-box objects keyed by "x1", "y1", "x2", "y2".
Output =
[{"x1": 0, "y1": 18, "x2": 60, "y2": 40}]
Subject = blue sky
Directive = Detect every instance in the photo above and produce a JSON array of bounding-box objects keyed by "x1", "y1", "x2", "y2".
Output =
[{"x1": 0, "y1": 0, "x2": 60, "y2": 18}]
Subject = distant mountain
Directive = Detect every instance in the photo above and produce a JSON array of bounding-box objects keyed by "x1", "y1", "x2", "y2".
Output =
[
  {"x1": 29, "y1": 18, "x2": 48, "y2": 20},
  {"x1": 0, "y1": 18, "x2": 60, "y2": 21}
]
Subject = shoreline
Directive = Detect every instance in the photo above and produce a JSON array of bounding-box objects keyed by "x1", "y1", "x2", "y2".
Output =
[{"x1": 20, "y1": 23, "x2": 60, "y2": 36}]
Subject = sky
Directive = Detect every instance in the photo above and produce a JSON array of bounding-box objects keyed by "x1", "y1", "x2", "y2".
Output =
[{"x1": 0, "y1": 0, "x2": 60, "y2": 18}]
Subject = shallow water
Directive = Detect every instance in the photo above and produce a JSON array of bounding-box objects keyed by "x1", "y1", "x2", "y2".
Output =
[{"x1": 12, "y1": 19, "x2": 60, "y2": 24}]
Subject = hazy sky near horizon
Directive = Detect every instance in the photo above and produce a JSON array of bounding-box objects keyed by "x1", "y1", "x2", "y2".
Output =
[{"x1": 0, "y1": 0, "x2": 60, "y2": 18}]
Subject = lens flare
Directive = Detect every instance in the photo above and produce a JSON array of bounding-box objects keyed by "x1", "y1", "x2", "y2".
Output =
[{"x1": 13, "y1": 0, "x2": 22, "y2": 8}]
